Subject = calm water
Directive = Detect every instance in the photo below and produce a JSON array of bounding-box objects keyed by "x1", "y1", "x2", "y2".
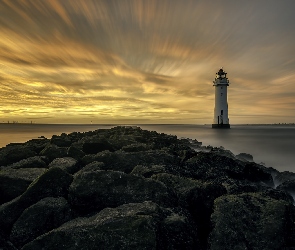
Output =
[{"x1": 0, "y1": 124, "x2": 294, "y2": 172}]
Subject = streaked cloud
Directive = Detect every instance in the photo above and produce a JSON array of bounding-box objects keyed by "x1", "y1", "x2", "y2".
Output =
[{"x1": 0, "y1": 0, "x2": 294, "y2": 124}]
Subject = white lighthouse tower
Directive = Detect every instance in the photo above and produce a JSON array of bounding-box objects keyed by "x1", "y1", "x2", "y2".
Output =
[{"x1": 212, "y1": 68, "x2": 230, "y2": 128}]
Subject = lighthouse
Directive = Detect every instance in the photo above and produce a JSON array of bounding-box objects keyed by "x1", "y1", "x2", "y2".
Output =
[{"x1": 212, "y1": 68, "x2": 230, "y2": 128}]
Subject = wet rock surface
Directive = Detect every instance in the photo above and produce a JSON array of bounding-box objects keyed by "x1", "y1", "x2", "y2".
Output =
[{"x1": 0, "y1": 126, "x2": 294, "y2": 249}]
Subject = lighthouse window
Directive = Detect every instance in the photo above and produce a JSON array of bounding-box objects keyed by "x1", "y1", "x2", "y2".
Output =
[
  {"x1": 221, "y1": 87, "x2": 223, "y2": 89},
  {"x1": 221, "y1": 93, "x2": 223, "y2": 96},
  {"x1": 221, "y1": 110, "x2": 223, "y2": 115}
]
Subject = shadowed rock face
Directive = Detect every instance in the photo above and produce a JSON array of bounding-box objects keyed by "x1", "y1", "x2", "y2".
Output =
[
  {"x1": 0, "y1": 168, "x2": 46, "y2": 205},
  {"x1": 10, "y1": 197, "x2": 73, "y2": 248},
  {"x1": 0, "y1": 167, "x2": 73, "y2": 236},
  {"x1": 0, "y1": 126, "x2": 294, "y2": 249}
]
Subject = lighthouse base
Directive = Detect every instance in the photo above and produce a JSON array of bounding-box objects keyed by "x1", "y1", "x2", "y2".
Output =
[{"x1": 212, "y1": 124, "x2": 230, "y2": 129}]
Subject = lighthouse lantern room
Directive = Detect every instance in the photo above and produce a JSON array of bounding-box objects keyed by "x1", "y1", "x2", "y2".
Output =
[{"x1": 212, "y1": 68, "x2": 230, "y2": 128}]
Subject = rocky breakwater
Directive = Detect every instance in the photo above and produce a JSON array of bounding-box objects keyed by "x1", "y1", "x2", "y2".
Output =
[{"x1": 0, "y1": 126, "x2": 295, "y2": 250}]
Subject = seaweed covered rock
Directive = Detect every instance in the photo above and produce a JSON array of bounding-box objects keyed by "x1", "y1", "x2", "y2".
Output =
[
  {"x1": 48, "y1": 157, "x2": 78, "y2": 174},
  {"x1": 183, "y1": 152, "x2": 273, "y2": 187},
  {"x1": 209, "y1": 193, "x2": 295, "y2": 250},
  {"x1": 22, "y1": 201, "x2": 199, "y2": 250},
  {"x1": 131, "y1": 165, "x2": 166, "y2": 178},
  {"x1": 68, "y1": 170, "x2": 176, "y2": 214},
  {"x1": 0, "y1": 168, "x2": 46, "y2": 205},
  {"x1": 10, "y1": 197, "x2": 73, "y2": 248}
]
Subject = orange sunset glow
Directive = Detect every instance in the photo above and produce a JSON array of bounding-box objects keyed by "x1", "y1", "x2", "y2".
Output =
[{"x1": 0, "y1": 0, "x2": 295, "y2": 124}]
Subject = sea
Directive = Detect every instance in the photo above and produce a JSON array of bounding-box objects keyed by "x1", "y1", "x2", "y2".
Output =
[{"x1": 0, "y1": 124, "x2": 294, "y2": 173}]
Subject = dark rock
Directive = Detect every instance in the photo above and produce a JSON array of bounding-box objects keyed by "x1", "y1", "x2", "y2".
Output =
[
  {"x1": 121, "y1": 143, "x2": 152, "y2": 152},
  {"x1": 0, "y1": 126, "x2": 294, "y2": 249},
  {"x1": 242, "y1": 162, "x2": 274, "y2": 187},
  {"x1": 277, "y1": 180, "x2": 295, "y2": 198},
  {"x1": 82, "y1": 150, "x2": 176, "y2": 174},
  {"x1": 22, "y1": 201, "x2": 199, "y2": 250},
  {"x1": 0, "y1": 168, "x2": 46, "y2": 205},
  {"x1": 48, "y1": 157, "x2": 79, "y2": 174},
  {"x1": 274, "y1": 171, "x2": 295, "y2": 186},
  {"x1": 0, "y1": 167, "x2": 73, "y2": 235},
  {"x1": 50, "y1": 134, "x2": 72, "y2": 147},
  {"x1": 67, "y1": 145, "x2": 85, "y2": 160},
  {"x1": 82, "y1": 137, "x2": 114, "y2": 154},
  {"x1": 178, "y1": 152, "x2": 245, "y2": 180},
  {"x1": 39, "y1": 144, "x2": 68, "y2": 162},
  {"x1": 131, "y1": 165, "x2": 166, "y2": 178},
  {"x1": 68, "y1": 170, "x2": 175, "y2": 214},
  {"x1": 24, "y1": 139, "x2": 50, "y2": 154},
  {"x1": 182, "y1": 152, "x2": 273, "y2": 187},
  {"x1": 152, "y1": 173, "x2": 226, "y2": 248},
  {"x1": 262, "y1": 188, "x2": 294, "y2": 203},
  {"x1": 0, "y1": 145, "x2": 36, "y2": 166},
  {"x1": 236, "y1": 152, "x2": 254, "y2": 162},
  {"x1": 0, "y1": 234, "x2": 16, "y2": 250},
  {"x1": 74, "y1": 161, "x2": 104, "y2": 176},
  {"x1": 158, "y1": 213, "x2": 197, "y2": 249},
  {"x1": 209, "y1": 193, "x2": 295, "y2": 250},
  {"x1": 10, "y1": 197, "x2": 73, "y2": 248},
  {"x1": 8, "y1": 156, "x2": 47, "y2": 169}
]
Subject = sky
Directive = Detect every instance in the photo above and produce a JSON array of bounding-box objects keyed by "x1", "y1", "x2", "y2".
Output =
[{"x1": 0, "y1": 0, "x2": 295, "y2": 124}]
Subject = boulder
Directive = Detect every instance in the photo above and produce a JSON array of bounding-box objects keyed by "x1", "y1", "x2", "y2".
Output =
[
  {"x1": 67, "y1": 146, "x2": 85, "y2": 160},
  {"x1": 22, "y1": 201, "x2": 199, "y2": 250},
  {"x1": 274, "y1": 171, "x2": 295, "y2": 186},
  {"x1": 152, "y1": 173, "x2": 226, "y2": 248},
  {"x1": 0, "y1": 145, "x2": 36, "y2": 166},
  {"x1": 82, "y1": 150, "x2": 176, "y2": 174},
  {"x1": 50, "y1": 134, "x2": 72, "y2": 147},
  {"x1": 130, "y1": 165, "x2": 166, "y2": 178},
  {"x1": 0, "y1": 168, "x2": 46, "y2": 205},
  {"x1": 82, "y1": 137, "x2": 114, "y2": 154},
  {"x1": 8, "y1": 156, "x2": 47, "y2": 169},
  {"x1": 39, "y1": 144, "x2": 68, "y2": 162},
  {"x1": 158, "y1": 213, "x2": 197, "y2": 249},
  {"x1": 74, "y1": 161, "x2": 104, "y2": 176},
  {"x1": 277, "y1": 180, "x2": 295, "y2": 198},
  {"x1": 68, "y1": 170, "x2": 175, "y2": 214},
  {"x1": 182, "y1": 152, "x2": 273, "y2": 187},
  {"x1": 48, "y1": 157, "x2": 78, "y2": 174},
  {"x1": 236, "y1": 152, "x2": 254, "y2": 162},
  {"x1": 121, "y1": 143, "x2": 152, "y2": 152},
  {"x1": 0, "y1": 234, "x2": 16, "y2": 250},
  {"x1": 24, "y1": 139, "x2": 50, "y2": 154},
  {"x1": 10, "y1": 197, "x2": 73, "y2": 248},
  {"x1": 0, "y1": 167, "x2": 73, "y2": 235},
  {"x1": 242, "y1": 162, "x2": 274, "y2": 187},
  {"x1": 208, "y1": 193, "x2": 295, "y2": 250}
]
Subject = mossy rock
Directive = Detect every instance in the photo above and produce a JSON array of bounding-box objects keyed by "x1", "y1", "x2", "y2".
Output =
[{"x1": 209, "y1": 193, "x2": 295, "y2": 250}]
